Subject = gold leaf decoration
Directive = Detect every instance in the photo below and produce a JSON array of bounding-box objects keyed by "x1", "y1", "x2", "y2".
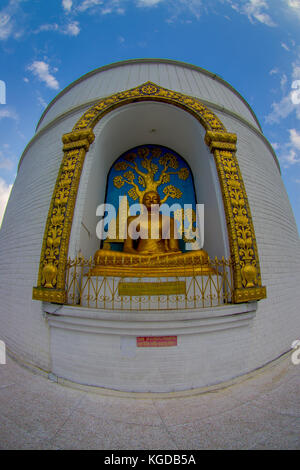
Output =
[{"x1": 113, "y1": 176, "x2": 125, "y2": 189}]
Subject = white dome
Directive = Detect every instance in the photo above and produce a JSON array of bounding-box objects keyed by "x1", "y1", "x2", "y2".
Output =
[
  {"x1": 36, "y1": 59, "x2": 261, "y2": 132},
  {"x1": 0, "y1": 59, "x2": 299, "y2": 393}
]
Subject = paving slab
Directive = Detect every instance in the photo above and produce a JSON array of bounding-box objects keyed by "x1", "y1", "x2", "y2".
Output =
[{"x1": 0, "y1": 354, "x2": 299, "y2": 450}]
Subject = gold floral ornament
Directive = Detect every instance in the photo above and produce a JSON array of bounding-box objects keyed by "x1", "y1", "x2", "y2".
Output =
[
  {"x1": 112, "y1": 146, "x2": 189, "y2": 204},
  {"x1": 33, "y1": 129, "x2": 95, "y2": 303},
  {"x1": 205, "y1": 132, "x2": 266, "y2": 302},
  {"x1": 73, "y1": 81, "x2": 226, "y2": 132},
  {"x1": 220, "y1": 150, "x2": 257, "y2": 288},
  {"x1": 140, "y1": 84, "x2": 159, "y2": 95}
]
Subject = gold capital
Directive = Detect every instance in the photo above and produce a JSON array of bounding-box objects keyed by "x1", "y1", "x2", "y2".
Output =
[
  {"x1": 205, "y1": 131, "x2": 237, "y2": 152},
  {"x1": 62, "y1": 129, "x2": 95, "y2": 152}
]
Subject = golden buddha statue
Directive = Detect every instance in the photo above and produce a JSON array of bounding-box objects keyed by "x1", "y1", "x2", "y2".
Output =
[{"x1": 91, "y1": 191, "x2": 213, "y2": 277}]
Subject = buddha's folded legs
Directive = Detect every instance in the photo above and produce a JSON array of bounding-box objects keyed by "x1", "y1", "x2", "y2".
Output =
[{"x1": 93, "y1": 248, "x2": 209, "y2": 266}]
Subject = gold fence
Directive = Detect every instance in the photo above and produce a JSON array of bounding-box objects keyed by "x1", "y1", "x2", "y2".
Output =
[{"x1": 65, "y1": 256, "x2": 234, "y2": 310}]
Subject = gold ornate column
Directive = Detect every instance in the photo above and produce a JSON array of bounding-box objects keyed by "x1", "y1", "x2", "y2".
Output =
[
  {"x1": 33, "y1": 129, "x2": 95, "y2": 303},
  {"x1": 205, "y1": 131, "x2": 266, "y2": 303}
]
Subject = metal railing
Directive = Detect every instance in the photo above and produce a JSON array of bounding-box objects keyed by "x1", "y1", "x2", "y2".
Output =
[{"x1": 65, "y1": 256, "x2": 234, "y2": 310}]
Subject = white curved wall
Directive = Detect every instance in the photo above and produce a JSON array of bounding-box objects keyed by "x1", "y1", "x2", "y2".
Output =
[
  {"x1": 218, "y1": 110, "x2": 300, "y2": 367},
  {"x1": 0, "y1": 108, "x2": 87, "y2": 370},
  {"x1": 36, "y1": 60, "x2": 261, "y2": 133},
  {"x1": 0, "y1": 60, "x2": 299, "y2": 389}
]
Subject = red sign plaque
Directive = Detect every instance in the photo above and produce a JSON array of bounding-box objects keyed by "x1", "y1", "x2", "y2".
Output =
[{"x1": 137, "y1": 336, "x2": 177, "y2": 347}]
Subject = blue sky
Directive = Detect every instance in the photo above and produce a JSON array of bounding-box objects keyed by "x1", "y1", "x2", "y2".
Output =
[{"x1": 0, "y1": 0, "x2": 300, "y2": 233}]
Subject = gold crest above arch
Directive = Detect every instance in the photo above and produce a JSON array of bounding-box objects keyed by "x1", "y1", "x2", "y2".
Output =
[{"x1": 32, "y1": 81, "x2": 266, "y2": 304}]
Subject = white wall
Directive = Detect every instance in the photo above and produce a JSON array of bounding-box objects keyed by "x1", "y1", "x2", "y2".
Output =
[
  {"x1": 37, "y1": 60, "x2": 260, "y2": 132},
  {"x1": 0, "y1": 108, "x2": 86, "y2": 369},
  {"x1": 48, "y1": 303, "x2": 257, "y2": 392},
  {"x1": 218, "y1": 110, "x2": 300, "y2": 367}
]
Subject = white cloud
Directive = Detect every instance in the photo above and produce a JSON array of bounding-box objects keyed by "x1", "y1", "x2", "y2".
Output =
[
  {"x1": 0, "y1": 177, "x2": 13, "y2": 227},
  {"x1": 290, "y1": 128, "x2": 300, "y2": 149},
  {"x1": 292, "y1": 63, "x2": 300, "y2": 79},
  {"x1": 271, "y1": 142, "x2": 280, "y2": 151},
  {"x1": 62, "y1": 0, "x2": 73, "y2": 11},
  {"x1": 27, "y1": 61, "x2": 59, "y2": 90},
  {"x1": 137, "y1": 0, "x2": 164, "y2": 6},
  {"x1": 267, "y1": 57, "x2": 300, "y2": 168},
  {"x1": 266, "y1": 95, "x2": 297, "y2": 123},
  {"x1": 77, "y1": 0, "x2": 126, "y2": 15},
  {"x1": 0, "y1": 107, "x2": 18, "y2": 121},
  {"x1": 266, "y1": 58, "x2": 300, "y2": 123},
  {"x1": 0, "y1": 147, "x2": 14, "y2": 170},
  {"x1": 101, "y1": 7, "x2": 112, "y2": 14},
  {"x1": 245, "y1": 1, "x2": 275, "y2": 26},
  {"x1": 35, "y1": 21, "x2": 80, "y2": 36},
  {"x1": 77, "y1": 0, "x2": 103, "y2": 12},
  {"x1": 283, "y1": 148, "x2": 299, "y2": 165},
  {"x1": 35, "y1": 23, "x2": 59, "y2": 33},
  {"x1": 1, "y1": 0, "x2": 79, "y2": 41},
  {"x1": 76, "y1": 0, "x2": 203, "y2": 19},
  {"x1": 72, "y1": 0, "x2": 285, "y2": 24},
  {"x1": 164, "y1": 0, "x2": 204, "y2": 22},
  {"x1": 0, "y1": 146, "x2": 16, "y2": 176},
  {"x1": 0, "y1": 156, "x2": 14, "y2": 171},
  {"x1": 63, "y1": 21, "x2": 80, "y2": 36},
  {"x1": 0, "y1": 0, "x2": 26, "y2": 41},
  {"x1": 159, "y1": 0, "x2": 278, "y2": 24},
  {"x1": 2, "y1": 0, "x2": 298, "y2": 46},
  {"x1": 280, "y1": 73, "x2": 288, "y2": 92},
  {"x1": 227, "y1": 0, "x2": 276, "y2": 26},
  {"x1": 37, "y1": 94, "x2": 47, "y2": 108},
  {"x1": 0, "y1": 13, "x2": 13, "y2": 40},
  {"x1": 287, "y1": 0, "x2": 300, "y2": 14},
  {"x1": 275, "y1": 129, "x2": 300, "y2": 168}
]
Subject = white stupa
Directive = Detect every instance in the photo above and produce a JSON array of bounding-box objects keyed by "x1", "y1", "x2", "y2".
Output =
[{"x1": 0, "y1": 59, "x2": 299, "y2": 393}]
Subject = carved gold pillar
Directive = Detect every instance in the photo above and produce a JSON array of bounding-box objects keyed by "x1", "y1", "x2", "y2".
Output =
[
  {"x1": 32, "y1": 129, "x2": 95, "y2": 303},
  {"x1": 205, "y1": 131, "x2": 266, "y2": 303}
]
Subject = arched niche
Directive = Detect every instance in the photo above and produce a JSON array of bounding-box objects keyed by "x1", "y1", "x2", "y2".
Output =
[
  {"x1": 33, "y1": 81, "x2": 266, "y2": 304},
  {"x1": 68, "y1": 102, "x2": 230, "y2": 263}
]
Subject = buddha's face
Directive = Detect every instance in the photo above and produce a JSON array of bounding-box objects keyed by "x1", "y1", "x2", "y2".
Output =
[{"x1": 142, "y1": 191, "x2": 160, "y2": 212}]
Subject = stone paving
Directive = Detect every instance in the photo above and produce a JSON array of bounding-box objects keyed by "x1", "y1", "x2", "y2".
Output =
[{"x1": 0, "y1": 354, "x2": 299, "y2": 450}]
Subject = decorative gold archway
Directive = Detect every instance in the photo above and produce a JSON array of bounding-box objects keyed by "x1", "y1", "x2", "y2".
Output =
[{"x1": 32, "y1": 82, "x2": 266, "y2": 304}]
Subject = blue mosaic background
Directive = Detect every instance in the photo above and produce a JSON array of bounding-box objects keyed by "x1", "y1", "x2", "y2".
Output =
[{"x1": 103, "y1": 144, "x2": 197, "y2": 251}]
